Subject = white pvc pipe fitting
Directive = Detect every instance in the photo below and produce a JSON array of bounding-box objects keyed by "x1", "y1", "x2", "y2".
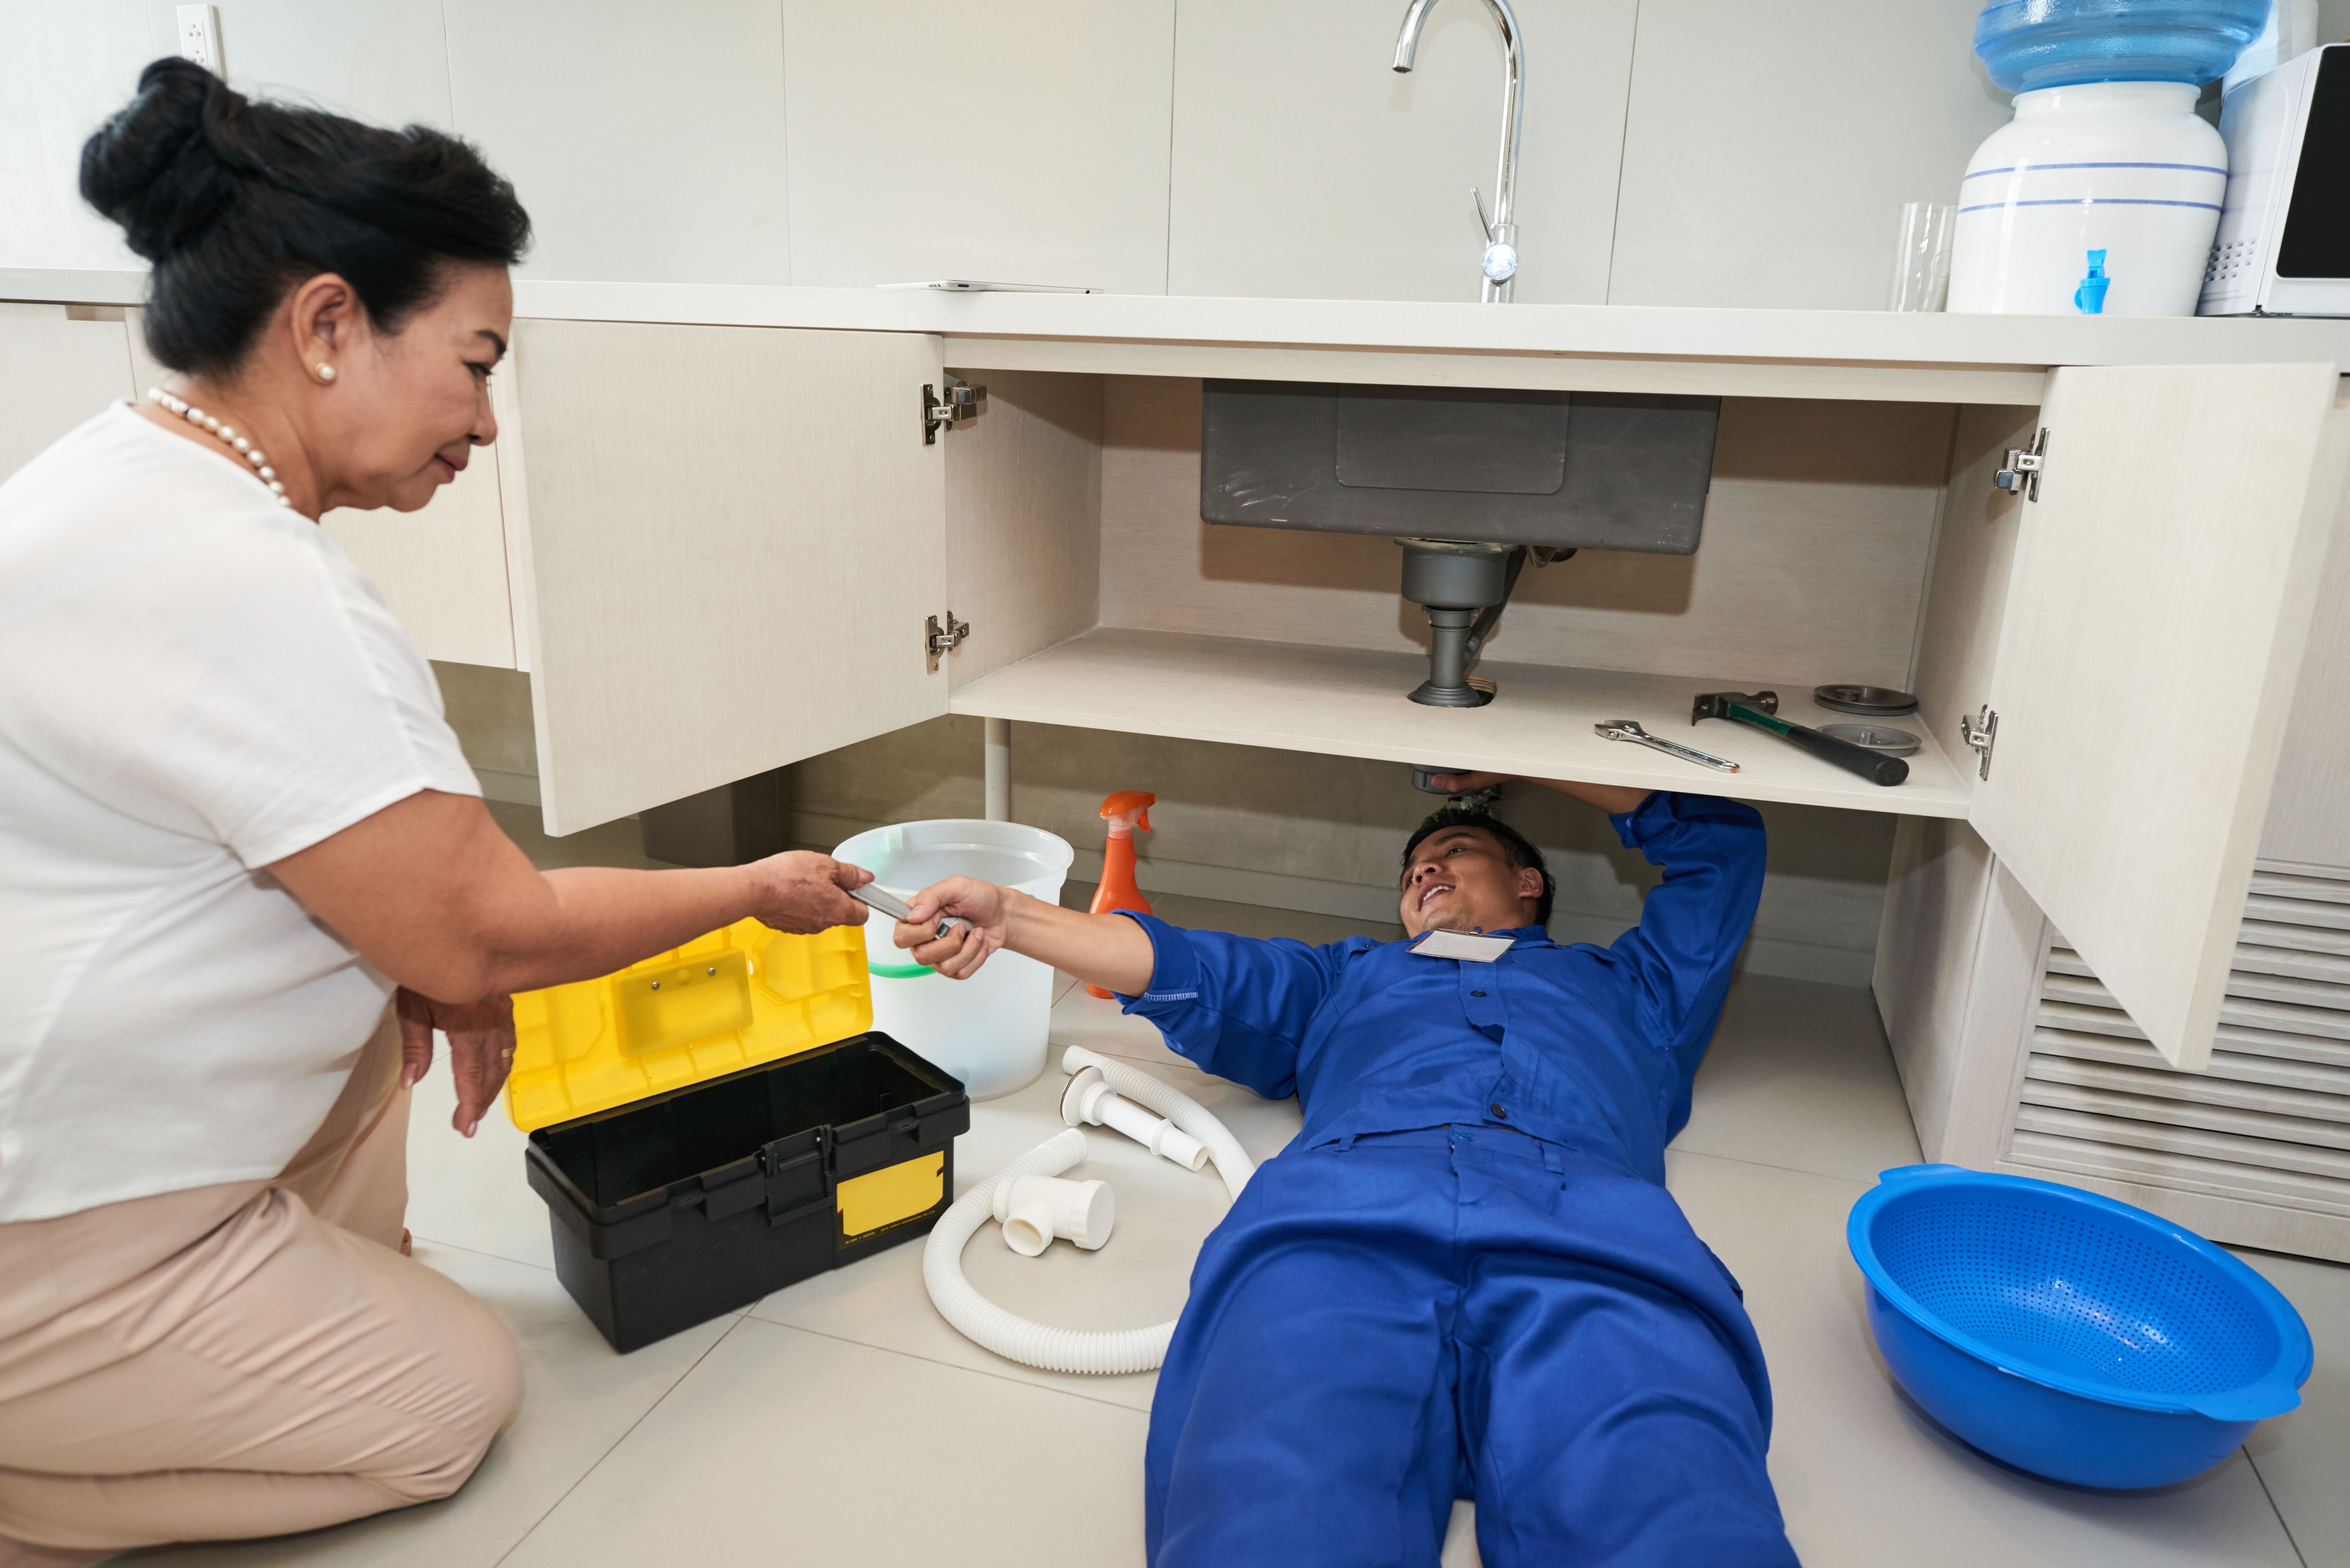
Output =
[
  {"x1": 921, "y1": 1057, "x2": 1253, "y2": 1374},
  {"x1": 992, "y1": 1172, "x2": 1115, "y2": 1255},
  {"x1": 1061, "y1": 1066, "x2": 1209, "y2": 1172}
]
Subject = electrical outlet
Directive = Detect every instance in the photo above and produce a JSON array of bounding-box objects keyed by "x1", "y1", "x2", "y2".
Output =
[{"x1": 176, "y1": 5, "x2": 223, "y2": 76}]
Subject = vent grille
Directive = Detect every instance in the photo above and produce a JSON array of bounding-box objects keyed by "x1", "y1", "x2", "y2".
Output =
[{"x1": 2008, "y1": 865, "x2": 2350, "y2": 1227}]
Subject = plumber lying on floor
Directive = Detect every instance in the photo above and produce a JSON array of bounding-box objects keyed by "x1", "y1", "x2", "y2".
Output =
[{"x1": 893, "y1": 776, "x2": 1799, "y2": 1568}]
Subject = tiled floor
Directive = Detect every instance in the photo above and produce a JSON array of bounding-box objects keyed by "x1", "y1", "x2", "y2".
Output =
[{"x1": 122, "y1": 852, "x2": 2348, "y2": 1567}]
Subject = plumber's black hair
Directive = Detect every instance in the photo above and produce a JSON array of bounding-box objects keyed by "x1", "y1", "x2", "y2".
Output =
[
  {"x1": 1401, "y1": 808, "x2": 1555, "y2": 927},
  {"x1": 80, "y1": 57, "x2": 530, "y2": 378}
]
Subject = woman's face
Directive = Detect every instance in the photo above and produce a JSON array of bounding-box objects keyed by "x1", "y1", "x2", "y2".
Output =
[{"x1": 324, "y1": 263, "x2": 513, "y2": 513}]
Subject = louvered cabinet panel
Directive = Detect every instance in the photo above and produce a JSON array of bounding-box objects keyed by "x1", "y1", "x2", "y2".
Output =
[
  {"x1": 2002, "y1": 862, "x2": 2350, "y2": 1260},
  {"x1": 2239, "y1": 920, "x2": 2350, "y2": 958}
]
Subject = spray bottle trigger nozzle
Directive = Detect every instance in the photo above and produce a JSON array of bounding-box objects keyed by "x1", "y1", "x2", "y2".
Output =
[{"x1": 1098, "y1": 790, "x2": 1156, "y2": 836}]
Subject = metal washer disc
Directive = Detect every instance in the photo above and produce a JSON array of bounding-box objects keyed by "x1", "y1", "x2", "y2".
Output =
[
  {"x1": 1820, "y1": 723, "x2": 1921, "y2": 756},
  {"x1": 1813, "y1": 684, "x2": 1919, "y2": 716}
]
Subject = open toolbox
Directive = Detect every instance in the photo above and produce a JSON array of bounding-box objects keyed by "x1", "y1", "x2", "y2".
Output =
[{"x1": 506, "y1": 919, "x2": 969, "y2": 1352}]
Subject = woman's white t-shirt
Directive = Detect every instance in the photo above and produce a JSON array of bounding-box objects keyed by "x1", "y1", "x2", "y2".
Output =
[{"x1": 0, "y1": 403, "x2": 481, "y2": 1222}]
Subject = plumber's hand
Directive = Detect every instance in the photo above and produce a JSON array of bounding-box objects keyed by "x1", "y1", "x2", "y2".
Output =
[
  {"x1": 902, "y1": 876, "x2": 1010, "y2": 980},
  {"x1": 1424, "y1": 770, "x2": 1513, "y2": 793},
  {"x1": 1419, "y1": 768, "x2": 1650, "y2": 816}
]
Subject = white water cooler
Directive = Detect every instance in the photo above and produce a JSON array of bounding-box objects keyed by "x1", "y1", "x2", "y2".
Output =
[{"x1": 1948, "y1": 79, "x2": 2228, "y2": 316}]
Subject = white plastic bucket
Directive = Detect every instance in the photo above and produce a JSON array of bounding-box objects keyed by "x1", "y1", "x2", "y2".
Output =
[{"x1": 831, "y1": 819, "x2": 1073, "y2": 1099}]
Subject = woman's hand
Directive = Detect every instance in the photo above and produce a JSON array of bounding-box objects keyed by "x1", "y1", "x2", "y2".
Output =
[
  {"x1": 745, "y1": 851, "x2": 872, "y2": 934},
  {"x1": 396, "y1": 986, "x2": 516, "y2": 1138},
  {"x1": 902, "y1": 876, "x2": 1012, "y2": 979}
]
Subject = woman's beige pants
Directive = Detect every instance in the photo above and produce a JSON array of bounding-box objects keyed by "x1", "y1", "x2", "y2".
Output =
[{"x1": 0, "y1": 1013, "x2": 522, "y2": 1565}]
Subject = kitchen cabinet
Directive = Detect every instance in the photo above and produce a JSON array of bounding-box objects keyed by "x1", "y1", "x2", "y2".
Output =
[
  {"x1": 1965, "y1": 363, "x2": 2342, "y2": 1071},
  {"x1": 479, "y1": 289, "x2": 2347, "y2": 1079},
  {"x1": 0, "y1": 303, "x2": 135, "y2": 476},
  {"x1": 503, "y1": 320, "x2": 949, "y2": 833},
  {"x1": 9, "y1": 270, "x2": 2347, "y2": 1256},
  {"x1": 319, "y1": 450, "x2": 519, "y2": 670},
  {"x1": 11, "y1": 302, "x2": 531, "y2": 673},
  {"x1": 1879, "y1": 376, "x2": 2350, "y2": 1259}
]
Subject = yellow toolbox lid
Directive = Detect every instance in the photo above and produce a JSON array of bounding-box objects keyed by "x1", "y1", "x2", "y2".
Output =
[{"x1": 505, "y1": 919, "x2": 872, "y2": 1133}]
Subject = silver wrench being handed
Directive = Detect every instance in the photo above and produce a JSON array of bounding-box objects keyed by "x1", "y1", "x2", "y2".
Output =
[{"x1": 850, "y1": 882, "x2": 974, "y2": 942}]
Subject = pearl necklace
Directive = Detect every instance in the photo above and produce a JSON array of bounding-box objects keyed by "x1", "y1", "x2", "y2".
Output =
[{"x1": 146, "y1": 387, "x2": 291, "y2": 507}]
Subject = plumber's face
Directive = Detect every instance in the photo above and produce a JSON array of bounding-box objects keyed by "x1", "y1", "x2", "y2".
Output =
[{"x1": 1399, "y1": 826, "x2": 1543, "y2": 938}]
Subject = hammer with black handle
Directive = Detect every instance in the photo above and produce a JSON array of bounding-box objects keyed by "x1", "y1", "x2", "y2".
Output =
[{"x1": 1692, "y1": 690, "x2": 1908, "y2": 787}]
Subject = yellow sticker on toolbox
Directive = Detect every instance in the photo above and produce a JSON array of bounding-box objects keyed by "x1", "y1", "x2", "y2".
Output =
[{"x1": 838, "y1": 1153, "x2": 945, "y2": 1239}]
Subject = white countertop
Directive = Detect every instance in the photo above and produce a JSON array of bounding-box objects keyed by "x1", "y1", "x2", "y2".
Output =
[{"x1": 10, "y1": 267, "x2": 2350, "y2": 376}]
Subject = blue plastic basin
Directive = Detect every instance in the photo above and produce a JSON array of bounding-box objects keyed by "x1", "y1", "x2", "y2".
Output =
[{"x1": 1847, "y1": 1165, "x2": 2310, "y2": 1489}]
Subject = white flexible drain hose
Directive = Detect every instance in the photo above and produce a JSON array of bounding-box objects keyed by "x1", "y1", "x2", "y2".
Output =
[{"x1": 921, "y1": 1046, "x2": 1256, "y2": 1374}]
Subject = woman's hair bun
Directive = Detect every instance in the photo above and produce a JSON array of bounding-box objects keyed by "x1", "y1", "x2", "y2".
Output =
[
  {"x1": 79, "y1": 57, "x2": 529, "y2": 378},
  {"x1": 80, "y1": 57, "x2": 241, "y2": 264}
]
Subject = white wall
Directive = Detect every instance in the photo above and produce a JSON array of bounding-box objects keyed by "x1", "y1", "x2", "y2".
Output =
[
  {"x1": 0, "y1": 0, "x2": 2072, "y2": 308},
  {"x1": 16, "y1": 1, "x2": 2350, "y2": 306},
  {"x1": 1165, "y1": 0, "x2": 1637, "y2": 305},
  {"x1": 1606, "y1": 0, "x2": 2011, "y2": 309},
  {"x1": 1, "y1": 1, "x2": 155, "y2": 271},
  {"x1": 447, "y1": 1, "x2": 793, "y2": 285},
  {"x1": 783, "y1": 1, "x2": 1176, "y2": 293}
]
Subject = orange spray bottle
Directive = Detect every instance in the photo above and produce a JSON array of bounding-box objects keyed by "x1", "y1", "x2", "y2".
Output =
[{"x1": 1086, "y1": 790, "x2": 1155, "y2": 999}]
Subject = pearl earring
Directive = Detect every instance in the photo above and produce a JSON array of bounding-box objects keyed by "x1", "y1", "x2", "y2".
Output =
[{"x1": 317, "y1": 364, "x2": 336, "y2": 382}]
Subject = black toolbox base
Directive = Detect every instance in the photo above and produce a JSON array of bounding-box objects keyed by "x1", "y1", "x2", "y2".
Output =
[{"x1": 524, "y1": 1032, "x2": 968, "y2": 1353}]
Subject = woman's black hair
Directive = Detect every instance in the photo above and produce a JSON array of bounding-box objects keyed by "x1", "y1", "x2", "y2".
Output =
[
  {"x1": 1401, "y1": 808, "x2": 1555, "y2": 927},
  {"x1": 80, "y1": 57, "x2": 530, "y2": 378}
]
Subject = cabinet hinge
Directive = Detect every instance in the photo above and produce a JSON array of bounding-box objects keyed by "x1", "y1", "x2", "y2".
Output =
[
  {"x1": 925, "y1": 611, "x2": 970, "y2": 673},
  {"x1": 1958, "y1": 705, "x2": 1998, "y2": 780},
  {"x1": 1993, "y1": 428, "x2": 2048, "y2": 502},
  {"x1": 922, "y1": 377, "x2": 987, "y2": 444}
]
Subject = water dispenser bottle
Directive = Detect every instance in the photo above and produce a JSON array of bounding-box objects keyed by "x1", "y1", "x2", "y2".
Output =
[
  {"x1": 1948, "y1": 0, "x2": 2269, "y2": 317},
  {"x1": 1975, "y1": 0, "x2": 2272, "y2": 93}
]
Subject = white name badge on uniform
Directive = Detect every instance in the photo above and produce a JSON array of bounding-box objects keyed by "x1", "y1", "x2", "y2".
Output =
[{"x1": 1409, "y1": 930, "x2": 1517, "y2": 963}]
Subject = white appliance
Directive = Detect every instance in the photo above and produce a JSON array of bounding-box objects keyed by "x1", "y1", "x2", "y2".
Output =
[
  {"x1": 2201, "y1": 42, "x2": 2350, "y2": 316},
  {"x1": 1948, "y1": 81, "x2": 2227, "y2": 318}
]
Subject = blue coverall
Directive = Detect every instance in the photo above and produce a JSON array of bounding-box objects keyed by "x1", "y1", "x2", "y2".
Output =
[{"x1": 1112, "y1": 791, "x2": 1799, "y2": 1568}]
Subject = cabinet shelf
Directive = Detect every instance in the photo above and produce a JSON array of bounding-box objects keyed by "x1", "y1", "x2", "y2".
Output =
[{"x1": 948, "y1": 627, "x2": 1972, "y2": 818}]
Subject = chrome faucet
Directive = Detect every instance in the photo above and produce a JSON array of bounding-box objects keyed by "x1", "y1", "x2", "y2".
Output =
[{"x1": 1391, "y1": 0, "x2": 1525, "y2": 303}]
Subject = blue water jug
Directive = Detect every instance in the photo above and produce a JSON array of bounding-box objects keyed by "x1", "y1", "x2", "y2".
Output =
[{"x1": 1975, "y1": 0, "x2": 2270, "y2": 92}]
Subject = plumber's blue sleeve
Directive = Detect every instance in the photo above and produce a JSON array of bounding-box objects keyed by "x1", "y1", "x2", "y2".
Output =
[
  {"x1": 1112, "y1": 912, "x2": 1378, "y2": 1100},
  {"x1": 1603, "y1": 790, "x2": 1770, "y2": 1142}
]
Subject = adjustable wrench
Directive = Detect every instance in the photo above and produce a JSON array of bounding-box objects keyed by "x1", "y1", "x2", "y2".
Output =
[{"x1": 1593, "y1": 719, "x2": 1739, "y2": 773}]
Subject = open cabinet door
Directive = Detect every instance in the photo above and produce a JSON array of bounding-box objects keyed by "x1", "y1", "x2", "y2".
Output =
[
  {"x1": 1968, "y1": 362, "x2": 2342, "y2": 1069},
  {"x1": 510, "y1": 320, "x2": 949, "y2": 833}
]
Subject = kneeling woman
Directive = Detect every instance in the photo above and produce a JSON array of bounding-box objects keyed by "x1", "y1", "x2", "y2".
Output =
[{"x1": 0, "y1": 61, "x2": 870, "y2": 1565}]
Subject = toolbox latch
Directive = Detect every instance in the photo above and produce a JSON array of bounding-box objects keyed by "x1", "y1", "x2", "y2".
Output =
[{"x1": 762, "y1": 1129, "x2": 832, "y2": 1226}]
